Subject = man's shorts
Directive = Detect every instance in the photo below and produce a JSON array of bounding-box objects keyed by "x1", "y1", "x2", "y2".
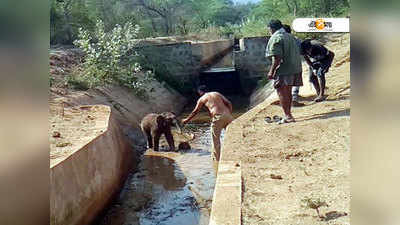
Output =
[
  {"x1": 309, "y1": 52, "x2": 334, "y2": 81},
  {"x1": 274, "y1": 72, "x2": 303, "y2": 89}
]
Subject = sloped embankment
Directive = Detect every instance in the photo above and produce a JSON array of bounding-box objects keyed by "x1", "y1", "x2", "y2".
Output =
[{"x1": 210, "y1": 34, "x2": 350, "y2": 225}]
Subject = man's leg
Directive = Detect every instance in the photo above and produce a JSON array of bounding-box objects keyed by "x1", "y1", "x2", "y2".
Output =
[
  {"x1": 211, "y1": 119, "x2": 223, "y2": 161},
  {"x1": 309, "y1": 67, "x2": 320, "y2": 96},
  {"x1": 315, "y1": 69, "x2": 326, "y2": 102},
  {"x1": 286, "y1": 85, "x2": 293, "y2": 118},
  {"x1": 219, "y1": 114, "x2": 234, "y2": 152},
  {"x1": 221, "y1": 114, "x2": 234, "y2": 129},
  {"x1": 292, "y1": 86, "x2": 300, "y2": 102},
  {"x1": 277, "y1": 85, "x2": 294, "y2": 120}
]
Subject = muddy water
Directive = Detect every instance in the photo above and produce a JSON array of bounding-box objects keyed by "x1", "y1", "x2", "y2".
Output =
[{"x1": 96, "y1": 96, "x2": 248, "y2": 225}]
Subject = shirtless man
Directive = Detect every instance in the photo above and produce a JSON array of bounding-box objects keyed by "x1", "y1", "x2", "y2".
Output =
[{"x1": 182, "y1": 85, "x2": 233, "y2": 161}]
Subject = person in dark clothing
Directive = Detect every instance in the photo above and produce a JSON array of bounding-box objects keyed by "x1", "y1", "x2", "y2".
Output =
[
  {"x1": 282, "y1": 24, "x2": 301, "y2": 46},
  {"x1": 300, "y1": 39, "x2": 335, "y2": 102}
]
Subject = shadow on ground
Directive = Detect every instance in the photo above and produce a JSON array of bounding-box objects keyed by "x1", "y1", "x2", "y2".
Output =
[{"x1": 300, "y1": 108, "x2": 350, "y2": 121}]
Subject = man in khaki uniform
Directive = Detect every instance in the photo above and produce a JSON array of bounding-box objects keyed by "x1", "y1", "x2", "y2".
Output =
[{"x1": 182, "y1": 85, "x2": 233, "y2": 161}]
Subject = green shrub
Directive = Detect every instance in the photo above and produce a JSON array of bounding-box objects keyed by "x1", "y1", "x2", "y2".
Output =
[
  {"x1": 235, "y1": 17, "x2": 269, "y2": 38},
  {"x1": 64, "y1": 68, "x2": 92, "y2": 91},
  {"x1": 72, "y1": 20, "x2": 154, "y2": 96}
]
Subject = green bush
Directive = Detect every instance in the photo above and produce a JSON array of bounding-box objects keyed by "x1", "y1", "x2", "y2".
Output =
[
  {"x1": 235, "y1": 17, "x2": 269, "y2": 38},
  {"x1": 72, "y1": 20, "x2": 154, "y2": 96}
]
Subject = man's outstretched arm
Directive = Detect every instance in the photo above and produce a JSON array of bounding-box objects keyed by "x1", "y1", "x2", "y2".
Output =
[{"x1": 182, "y1": 98, "x2": 204, "y2": 124}]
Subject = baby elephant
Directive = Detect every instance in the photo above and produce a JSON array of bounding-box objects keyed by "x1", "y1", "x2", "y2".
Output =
[{"x1": 140, "y1": 112, "x2": 181, "y2": 151}]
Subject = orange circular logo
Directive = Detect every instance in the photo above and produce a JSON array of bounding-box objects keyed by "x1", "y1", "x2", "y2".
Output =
[{"x1": 315, "y1": 19, "x2": 325, "y2": 30}]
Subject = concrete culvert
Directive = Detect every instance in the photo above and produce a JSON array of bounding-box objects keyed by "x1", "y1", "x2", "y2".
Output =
[{"x1": 199, "y1": 67, "x2": 243, "y2": 95}]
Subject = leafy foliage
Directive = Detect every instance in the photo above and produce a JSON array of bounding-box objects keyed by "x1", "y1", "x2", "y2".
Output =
[
  {"x1": 51, "y1": 0, "x2": 350, "y2": 45},
  {"x1": 227, "y1": 0, "x2": 349, "y2": 38},
  {"x1": 71, "y1": 20, "x2": 153, "y2": 96}
]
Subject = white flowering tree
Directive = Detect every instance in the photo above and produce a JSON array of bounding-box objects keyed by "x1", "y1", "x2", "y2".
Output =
[{"x1": 73, "y1": 20, "x2": 153, "y2": 96}]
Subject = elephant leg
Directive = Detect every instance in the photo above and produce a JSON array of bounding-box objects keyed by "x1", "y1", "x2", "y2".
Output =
[
  {"x1": 153, "y1": 132, "x2": 161, "y2": 151},
  {"x1": 164, "y1": 130, "x2": 175, "y2": 151},
  {"x1": 145, "y1": 130, "x2": 153, "y2": 148}
]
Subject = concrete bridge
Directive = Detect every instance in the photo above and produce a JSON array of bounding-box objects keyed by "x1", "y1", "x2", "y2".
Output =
[{"x1": 136, "y1": 36, "x2": 271, "y2": 95}]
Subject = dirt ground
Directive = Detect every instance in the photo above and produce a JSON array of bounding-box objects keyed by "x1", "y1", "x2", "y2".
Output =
[{"x1": 222, "y1": 34, "x2": 350, "y2": 224}]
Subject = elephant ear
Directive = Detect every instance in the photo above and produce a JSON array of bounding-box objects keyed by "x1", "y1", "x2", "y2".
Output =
[
  {"x1": 161, "y1": 112, "x2": 175, "y2": 124},
  {"x1": 161, "y1": 112, "x2": 176, "y2": 120},
  {"x1": 156, "y1": 115, "x2": 167, "y2": 128},
  {"x1": 161, "y1": 112, "x2": 181, "y2": 133}
]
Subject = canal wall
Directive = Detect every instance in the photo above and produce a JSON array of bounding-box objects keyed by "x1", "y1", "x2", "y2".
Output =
[
  {"x1": 50, "y1": 105, "x2": 133, "y2": 225},
  {"x1": 136, "y1": 37, "x2": 270, "y2": 95},
  {"x1": 191, "y1": 40, "x2": 234, "y2": 69},
  {"x1": 135, "y1": 38, "x2": 234, "y2": 93},
  {"x1": 50, "y1": 79, "x2": 189, "y2": 225},
  {"x1": 235, "y1": 36, "x2": 270, "y2": 95}
]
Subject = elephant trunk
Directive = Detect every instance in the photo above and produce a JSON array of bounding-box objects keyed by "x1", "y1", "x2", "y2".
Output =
[{"x1": 174, "y1": 119, "x2": 182, "y2": 134}]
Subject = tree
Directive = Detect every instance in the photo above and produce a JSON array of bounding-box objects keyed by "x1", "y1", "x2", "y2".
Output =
[
  {"x1": 131, "y1": 0, "x2": 187, "y2": 35},
  {"x1": 50, "y1": 0, "x2": 96, "y2": 44},
  {"x1": 284, "y1": 0, "x2": 299, "y2": 17},
  {"x1": 50, "y1": 0, "x2": 348, "y2": 45}
]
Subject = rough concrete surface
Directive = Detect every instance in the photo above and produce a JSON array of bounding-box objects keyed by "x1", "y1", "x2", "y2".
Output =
[
  {"x1": 209, "y1": 161, "x2": 242, "y2": 225},
  {"x1": 235, "y1": 36, "x2": 271, "y2": 95},
  {"x1": 50, "y1": 105, "x2": 133, "y2": 225},
  {"x1": 192, "y1": 40, "x2": 234, "y2": 68}
]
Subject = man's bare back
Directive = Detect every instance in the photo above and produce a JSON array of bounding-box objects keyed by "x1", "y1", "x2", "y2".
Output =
[
  {"x1": 199, "y1": 92, "x2": 232, "y2": 118},
  {"x1": 182, "y1": 91, "x2": 232, "y2": 124},
  {"x1": 182, "y1": 88, "x2": 233, "y2": 161}
]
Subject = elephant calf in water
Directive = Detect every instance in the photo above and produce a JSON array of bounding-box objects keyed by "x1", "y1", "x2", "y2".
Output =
[{"x1": 140, "y1": 112, "x2": 182, "y2": 151}]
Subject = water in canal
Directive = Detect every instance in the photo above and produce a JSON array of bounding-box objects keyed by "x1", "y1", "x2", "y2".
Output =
[{"x1": 96, "y1": 95, "x2": 249, "y2": 225}]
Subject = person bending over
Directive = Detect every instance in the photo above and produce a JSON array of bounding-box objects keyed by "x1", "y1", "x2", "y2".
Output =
[
  {"x1": 300, "y1": 39, "x2": 335, "y2": 102},
  {"x1": 182, "y1": 85, "x2": 233, "y2": 161}
]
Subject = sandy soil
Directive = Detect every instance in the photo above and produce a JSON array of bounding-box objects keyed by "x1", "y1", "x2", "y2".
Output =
[{"x1": 222, "y1": 34, "x2": 350, "y2": 224}]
